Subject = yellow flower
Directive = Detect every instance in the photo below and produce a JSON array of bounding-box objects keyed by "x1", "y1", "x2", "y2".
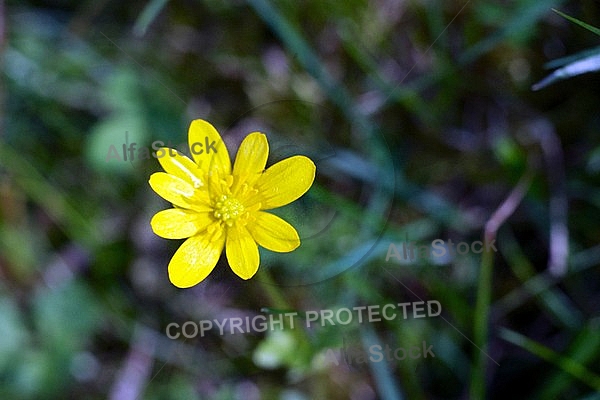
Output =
[{"x1": 149, "y1": 119, "x2": 316, "y2": 288}]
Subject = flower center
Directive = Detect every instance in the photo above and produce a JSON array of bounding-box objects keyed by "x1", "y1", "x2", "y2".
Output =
[{"x1": 213, "y1": 195, "x2": 245, "y2": 226}]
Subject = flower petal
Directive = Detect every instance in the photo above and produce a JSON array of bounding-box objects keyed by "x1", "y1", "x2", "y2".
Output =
[
  {"x1": 168, "y1": 231, "x2": 225, "y2": 288},
  {"x1": 149, "y1": 172, "x2": 195, "y2": 208},
  {"x1": 232, "y1": 132, "x2": 268, "y2": 194},
  {"x1": 226, "y1": 225, "x2": 259, "y2": 280},
  {"x1": 158, "y1": 148, "x2": 205, "y2": 189},
  {"x1": 252, "y1": 155, "x2": 316, "y2": 209},
  {"x1": 188, "y1": 119, "x2": 231, "y2": 177},
  {"x1": 247, "y1": 211, "x2": 300, "y2": 252},
  {"x1": 150, "y1": 208, "x2": 213, "y2": 239}
]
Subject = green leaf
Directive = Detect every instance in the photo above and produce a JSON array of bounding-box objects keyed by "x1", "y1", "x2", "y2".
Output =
[
  {"x1": 133, "y1": 0, "x2": 170, "y2": 37},
  {"x1": 361, "y1": 325, "x2": 405, "y2": 400},
  {"x1": 34, "y1": 281, "x2": 103, "y2": 352},
  {"x1": 0, "y1": 298, "x2": 29, "y2": 370},
  {"x1": 552, "y1": 9, "x2": 600, "y2": 37},
  {"x1": 86, "y1": 114, "x2": 148, "y2": 173},
  {"x1": 499, "y1": 328, "x2": 600, "y2": 392},
  {"x1": 253, "y1": 329, "x2": 310, "y2": 371},
  {"x1": 538, "y1": 321, "x2": 600, "y2": 398}
]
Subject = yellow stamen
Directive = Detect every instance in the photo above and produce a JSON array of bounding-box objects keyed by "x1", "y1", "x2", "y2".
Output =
[{"x1": 213, "y1": 194, "x2": 245, "y2": 227}]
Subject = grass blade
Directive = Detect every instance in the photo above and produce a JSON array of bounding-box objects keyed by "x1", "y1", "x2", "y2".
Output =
[
  {"x1": 499, "y1": 328, "x2": 600, "y2": 392},
  {"x1": 552, "y1": 8, "x2": 600, "y2": 37},
  {"x1": 532, "y1": 53, "x2": 600, "y2": 90}
]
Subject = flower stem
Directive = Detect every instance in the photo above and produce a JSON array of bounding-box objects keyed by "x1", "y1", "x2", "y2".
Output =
[
  {"x1": 258, "y1": 269, "x2": 292, "y2": 311},
  {"x1": 257, "y1": 269, "x2": 311, "y2": 349}
]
